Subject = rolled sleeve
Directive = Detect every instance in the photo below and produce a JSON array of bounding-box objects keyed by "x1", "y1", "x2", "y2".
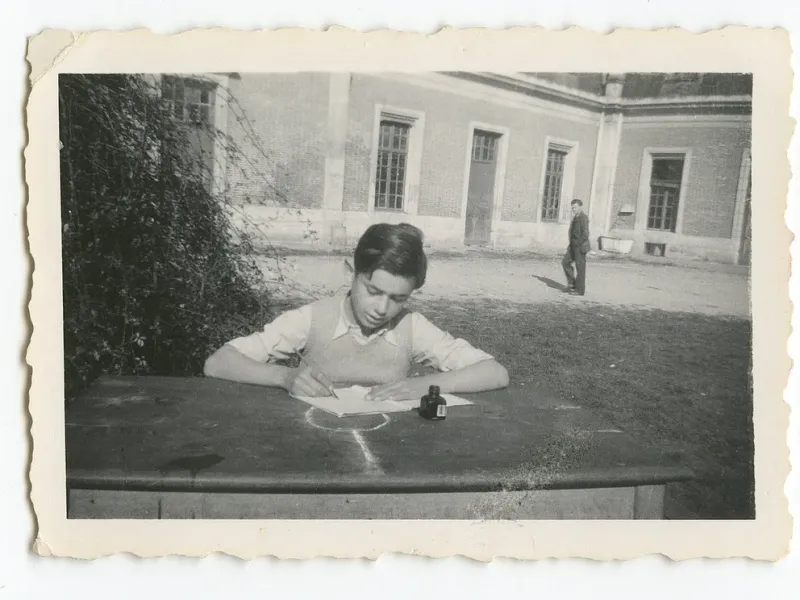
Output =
[
  {"x1": 226, "y1": 304, "x2": 312, "y2": 363},
  {"x1": 410, "y1": 312, "x2": 494, "y2": 372}
]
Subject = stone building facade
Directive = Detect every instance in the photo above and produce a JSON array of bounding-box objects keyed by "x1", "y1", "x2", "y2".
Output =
[{"x1": 160, "y1": 72, "x2": 753, "y2": 265}]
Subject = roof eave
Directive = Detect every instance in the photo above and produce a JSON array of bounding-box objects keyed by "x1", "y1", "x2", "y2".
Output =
[{"x1": 442, "y1": 72, "x2": 752, "y2": 116}]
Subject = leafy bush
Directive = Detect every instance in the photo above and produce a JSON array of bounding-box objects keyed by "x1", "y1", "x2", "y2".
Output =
[{"x1": 59, "y1": 74, "x2": 275, "y2": 401}]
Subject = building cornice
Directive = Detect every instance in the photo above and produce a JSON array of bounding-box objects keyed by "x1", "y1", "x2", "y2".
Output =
[
  {"x1": 614, "y1": 95, "x2": 752, "y2": 116},
  {"x1": 442, "y1": 72, "x2": 752, "y2": 117},
  {"x1": 366, "y1": 72, "x2": 600, "y2": 125},
  {"x1": 445, "y1": 72, "x2": 607, "y2": 113}
]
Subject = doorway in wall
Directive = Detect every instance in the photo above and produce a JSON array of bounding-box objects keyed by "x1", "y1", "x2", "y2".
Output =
[{"x1": 464, "y1": 129, "x2": 502, "y2": 245}]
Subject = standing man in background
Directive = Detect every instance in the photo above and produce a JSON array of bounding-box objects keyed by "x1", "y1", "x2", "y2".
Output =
[{"x1": 562, "y1": 199, "x2": 590, "y2": 296}]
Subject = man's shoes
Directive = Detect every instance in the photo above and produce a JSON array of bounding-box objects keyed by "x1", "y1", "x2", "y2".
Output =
[{"x1": 568, "y1": 289, "x2": 585, "y2": 296}]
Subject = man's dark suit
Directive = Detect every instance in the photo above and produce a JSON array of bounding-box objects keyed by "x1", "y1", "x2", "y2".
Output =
[{"x1": 562, "y1": 211, "x2": 590, "y2": 295}]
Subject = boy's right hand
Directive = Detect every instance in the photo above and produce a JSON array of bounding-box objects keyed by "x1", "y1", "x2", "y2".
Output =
[{"x1": 285, "y1": 365, "x2": 335, "y2": 397}]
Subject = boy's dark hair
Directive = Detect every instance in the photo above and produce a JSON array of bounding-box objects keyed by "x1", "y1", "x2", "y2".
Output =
[
  {"x1": 571, "y1": 199, "x2": 583, "y2": 206},
  {"x1": 354, "y1": 223, "x2": 428, "y2": 289}
]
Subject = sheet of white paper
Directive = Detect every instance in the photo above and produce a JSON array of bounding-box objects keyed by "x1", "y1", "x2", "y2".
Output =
[{"x1": 292, "y1": 385, "x2": 473, "y2": 418}]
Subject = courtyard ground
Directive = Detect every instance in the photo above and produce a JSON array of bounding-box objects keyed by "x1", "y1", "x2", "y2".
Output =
[
  {"x1": 260, "y1": 248, "x2": 750, "y2": 318},
  {"x1": 256, "y1": 248, "x2": 753, "y2": 519}
]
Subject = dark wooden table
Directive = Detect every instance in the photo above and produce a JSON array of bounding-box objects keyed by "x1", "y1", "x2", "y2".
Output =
[{"x1": 66, "y1": 375, "x2": 693, "y2": 520}]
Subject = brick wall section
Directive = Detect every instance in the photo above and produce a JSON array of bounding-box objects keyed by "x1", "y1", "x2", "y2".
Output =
[
  {"x1": 343, "y1": 75, "x2": 599, "y2": 222},
  {"x1": 225, "y1": 74, "x2": 329, "y2": 209},
  {"x1": 613, "y1": 124, "x2": 751, "y2": 238},
  {"x1": 223, "y1": 74, "x2": 750, "y2": 249}
]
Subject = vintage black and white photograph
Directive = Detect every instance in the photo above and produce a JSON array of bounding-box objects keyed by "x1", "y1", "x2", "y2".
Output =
[
  {"x1": 20, "y1": 21, "x2": 795, "y2": 564},
  {"x1": 57, "y1": 68, "x2": 758, "y2": 522}
]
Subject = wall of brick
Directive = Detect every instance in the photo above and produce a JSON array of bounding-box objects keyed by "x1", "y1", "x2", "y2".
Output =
[
  {"x1": 221, "y1": 73, "x2": 751, "y2": 262},
  {"x1": 225, "y1": 73, "x2": 329, "y2": 209},
  {"x1": 342, "y1": 75, "x2": 599, "y2": 223},
  {"x1": 612, "y1": 123, "x2": 751, "y2": 238}
]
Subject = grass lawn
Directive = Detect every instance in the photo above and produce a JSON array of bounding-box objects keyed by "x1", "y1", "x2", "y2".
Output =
[{"x1": 410, "y1": 297, "x2": 754, "y2": 520}]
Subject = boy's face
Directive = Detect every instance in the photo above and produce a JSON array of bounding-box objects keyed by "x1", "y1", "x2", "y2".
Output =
[
  {"x1": 350, "y1": 269, "x2": 416, "y2": 332},
  {"x1": 571, "y1": 203, "x2": 583, "y2": 216}
]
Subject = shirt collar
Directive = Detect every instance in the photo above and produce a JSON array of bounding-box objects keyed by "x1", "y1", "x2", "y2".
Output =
[{"x1": 333, "y1": 294, "x2": 398, "y2": 345}]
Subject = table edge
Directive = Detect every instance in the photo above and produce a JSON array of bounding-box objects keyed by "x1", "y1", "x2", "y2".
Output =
[{"x1": 68, "y1": 465, "x2": 695, "y2": 494}]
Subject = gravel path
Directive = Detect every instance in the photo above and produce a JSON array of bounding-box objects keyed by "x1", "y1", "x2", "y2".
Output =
[{"x1": 257, "y1": 251, "x2": 751, "y2": 318}]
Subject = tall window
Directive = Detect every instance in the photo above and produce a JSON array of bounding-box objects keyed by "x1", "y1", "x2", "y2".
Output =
[
  {"x1": 162, "y1": 76, "x2": 214, "y2": 125},
  {"x1": 374, "y1": 120, "x2": 410, "y2": 210},
  {"x1": 647, "y1": 155, "x2": 685, "y2": 232},
  {"x1": 541, "y1": 146, "x2": 568, "y2": 222}
]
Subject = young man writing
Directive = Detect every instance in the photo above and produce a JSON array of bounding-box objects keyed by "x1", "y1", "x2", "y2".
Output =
[{"x1": 204, "y1": 223, "x2": 509, "y2": 402}]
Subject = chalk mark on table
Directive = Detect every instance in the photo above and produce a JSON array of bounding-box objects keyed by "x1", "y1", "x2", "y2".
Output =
[
  {"x1": 303, "y1": 408, "x2": 387, "y2": 475},
  {"x1": 351, "y1": 430, "x2": 384, "y2": 475},
  {"x1": 303, "y1": 407, "x2": 390, "y2": 432}
]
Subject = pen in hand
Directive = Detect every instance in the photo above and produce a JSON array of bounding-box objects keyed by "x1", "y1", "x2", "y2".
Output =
[
  {"x1": 278, "y1": 334, "x2": 338, "y2": 398},
  {"x1": 296, "y1": 352, "x2": 338, "y2": 398}
]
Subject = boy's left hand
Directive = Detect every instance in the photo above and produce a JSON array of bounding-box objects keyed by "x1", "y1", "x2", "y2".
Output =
[{"x1": 364, "y1": 379, "x2": 432, "y2": 403}]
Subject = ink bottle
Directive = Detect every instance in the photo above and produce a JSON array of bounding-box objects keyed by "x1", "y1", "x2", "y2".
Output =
[{"x1": 419, "y1": 385, "x2": 447, "y2": 420}]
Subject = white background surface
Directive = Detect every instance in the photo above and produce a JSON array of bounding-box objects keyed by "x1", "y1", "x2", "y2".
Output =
[{"x1": 2, "y1": 2, "x2": 798, "y2": 598}]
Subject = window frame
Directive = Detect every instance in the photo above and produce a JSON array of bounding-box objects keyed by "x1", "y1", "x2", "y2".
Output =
[
  {"x1": 373, "y1": 119, "x2": 412, "y2": 211},
  {"x1": 367, "y1": 105, "x2": 425, "y2": 216},
  {"x1": 161, "y1": 75, "x2": 217, "y2": 126},
  {"x1": 635, "y1": 147, "x2": 692, "y2": 236},
  {"x1": 154, "y1": 73, "x2": 231, "y2": 196},
  {"x1": 646, "y1": 154, "x2": 686, "y2": 232},
  {"x1": 731, "y1": 147, "x2": 752, "y2": 241},
  {"x1": 537, "y1": 136, "x2": 579, "y2": 224}
]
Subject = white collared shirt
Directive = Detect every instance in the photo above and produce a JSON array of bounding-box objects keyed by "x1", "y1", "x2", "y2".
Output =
[{"x1": 226, "y1": 296, "x2": 494, "y2": 373}]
